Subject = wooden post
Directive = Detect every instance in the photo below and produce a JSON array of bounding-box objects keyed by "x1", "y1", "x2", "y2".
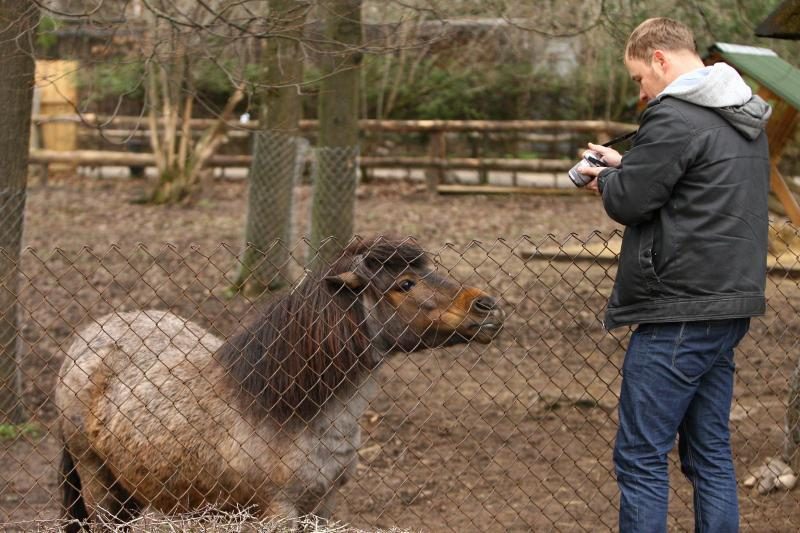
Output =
[
  {"x1": 771, "y1": 163, "x2": 800, "y2": 226},
  {"x1": 478, "y1": 132, "x2": 489, "y2": 185},
  {"x1": 511, "y1": 131, "x2": 519, "y2": 187},
  {"x1": 29, "y1": 87, "x2": 49, "y2": 186},
  {"x1": 426, "y1": 130, "x2": 445, "y2": 194},
  {"x1": 759, "y1": 87, "x2": 800, "y2": 225}
]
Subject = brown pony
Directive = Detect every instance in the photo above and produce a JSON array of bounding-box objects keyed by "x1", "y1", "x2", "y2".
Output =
[{"x1": 56, "y1": 237, "x2": 505, "y2": 530}]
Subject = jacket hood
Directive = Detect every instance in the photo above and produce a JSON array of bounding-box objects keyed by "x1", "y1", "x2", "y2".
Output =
[{"x1": 656, "y1": 62, "x2": 772, "y2": 140}]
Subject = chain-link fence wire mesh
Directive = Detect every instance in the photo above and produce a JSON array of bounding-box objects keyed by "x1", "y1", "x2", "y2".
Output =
[
  {"x1": 1, "y1": 230, "x2": 800, "y2": 531},
  {"x1": 308, "y1": 146, "x2": 360, "y2": 269},
  {"x1": 233, "y1": 131, "x2": 311, "y2": 294}
]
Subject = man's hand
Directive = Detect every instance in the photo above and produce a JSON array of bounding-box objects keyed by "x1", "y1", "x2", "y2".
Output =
[
  {"x1": 579, "y1": 167, "x2": 602, "y2": 193},
  {"x1": 588, "y1": 143, "x2": 622, "y2": 168}
]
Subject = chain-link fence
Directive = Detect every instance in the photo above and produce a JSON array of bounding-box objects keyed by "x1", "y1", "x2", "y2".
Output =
[
  {"x1": 309, "y1": 146, "x2": 360, "y2": 268},
  {"x1": 1, "y1": 232, "x2": 800, "y2": 532},
  {"x1": 234, "y1": 133, "x2": 357, "y2": 295},
  {"x1": 234, "y1": 131, "x2": 311, "y2": 294}
]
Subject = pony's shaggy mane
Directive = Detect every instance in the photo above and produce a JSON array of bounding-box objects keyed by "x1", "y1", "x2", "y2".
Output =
[{"x1": 217, "y1": 237, "x2": 429, "y2": 423}]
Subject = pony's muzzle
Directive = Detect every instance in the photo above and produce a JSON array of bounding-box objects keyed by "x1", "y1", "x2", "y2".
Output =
[
  {"x1": 467, "y1": 295, "x2": 506, "y2": 342},
  {"x1": 471, "y1": 295, "x2": 499, "y2": 313}
]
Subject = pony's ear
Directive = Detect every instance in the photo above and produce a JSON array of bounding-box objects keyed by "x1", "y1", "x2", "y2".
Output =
[{"x1": 324, "y1": 271, "x2": 366, "y2": 291}]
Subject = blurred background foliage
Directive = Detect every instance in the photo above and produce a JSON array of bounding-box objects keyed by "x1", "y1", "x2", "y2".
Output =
[
  {"x1": 54, "y1": 0, "x2": 798, "y2": 122},
  {"x1": 36, "y1": 0, "x2": 798, "y2": 168}
]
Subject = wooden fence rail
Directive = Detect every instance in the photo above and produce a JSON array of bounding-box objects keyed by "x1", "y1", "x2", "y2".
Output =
[
  {"x1": 28, "y1": 150, "x2": 576, "y2": 172},
  {"x1": 33, "y1": 114, "x2": 636, "y2": 135},
  {"x1": 30, "y1": 114, "x2": 638, "y2": 193}
]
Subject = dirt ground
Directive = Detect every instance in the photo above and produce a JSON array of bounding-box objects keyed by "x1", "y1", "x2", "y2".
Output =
[{"x1": 2, "y1": 175, "x2": 800, "y2": 532}]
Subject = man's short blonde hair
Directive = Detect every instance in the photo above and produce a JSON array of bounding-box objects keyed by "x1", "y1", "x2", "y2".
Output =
[{"x1": 625, "y1": 18, "x2": 697, "y2": 62}]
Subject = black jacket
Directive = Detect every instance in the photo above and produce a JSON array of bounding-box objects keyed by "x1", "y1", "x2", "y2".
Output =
[{"x1": 597, "y1": 95, "x2": 770, "y2": 329}]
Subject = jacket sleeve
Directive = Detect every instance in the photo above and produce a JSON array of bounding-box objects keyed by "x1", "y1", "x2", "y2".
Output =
[{"x1": 600, "y1": 103, "x2": 695, "y2": 226}]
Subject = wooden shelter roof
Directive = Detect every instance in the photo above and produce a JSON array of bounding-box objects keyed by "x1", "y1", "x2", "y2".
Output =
[
  {"x1": 706, "y1": 42, "x2": 800, "y2": 225},
  {"x1": 708, "y1": 43, "x2": 800, "y2": 111}
]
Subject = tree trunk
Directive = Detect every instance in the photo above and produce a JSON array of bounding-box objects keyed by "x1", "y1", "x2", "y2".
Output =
[
  {"x1": 0, "y1": 1, "x2": 38, "y2": 424},
  {"x1": 309, "y1": 0, "x2": 362, "y2": 268},
  {"x1": 233, "y1": 0, "x2": 309, "y2": 295}
]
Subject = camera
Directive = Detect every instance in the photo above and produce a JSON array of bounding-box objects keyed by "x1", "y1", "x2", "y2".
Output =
[{"x1": 568, "y1": 150, "x2": 607, "y2": 187}]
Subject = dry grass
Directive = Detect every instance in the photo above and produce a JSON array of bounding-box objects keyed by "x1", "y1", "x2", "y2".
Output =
[{"x1": 9, "y1": 509, "x2": 414, "y2": 532}]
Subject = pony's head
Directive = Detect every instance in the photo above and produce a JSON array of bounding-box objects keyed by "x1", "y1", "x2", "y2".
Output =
[
  {"x1": 219, "y1": 236, "x2": 505, "y2": 422},
  {"x1": 324, "y1": 236, "x2": 505, "y2": 353}
]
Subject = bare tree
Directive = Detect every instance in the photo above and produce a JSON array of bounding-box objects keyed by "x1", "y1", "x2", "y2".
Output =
[
  {"x1": 232, "y1": 0, "x2": 311, "y2": 295},
  {"x1": 0, "y1": 1, "x2": 39, "y2": 424},
  {"x1": 309, "y1": 0, "x2": 362, "y2": 267},
  {"x1": 140, "y1": 1, "x2": 246, "y2": 204}
]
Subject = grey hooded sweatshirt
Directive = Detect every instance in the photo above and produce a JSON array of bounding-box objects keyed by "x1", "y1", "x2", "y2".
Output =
[{"x1": 597, "y1": 62, "x2": 772, "y2": 330}]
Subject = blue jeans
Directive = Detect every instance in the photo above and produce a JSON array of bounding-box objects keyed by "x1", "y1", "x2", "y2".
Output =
[{"x1": 614, "y1": 318, "x2": 750, "y2": 533}]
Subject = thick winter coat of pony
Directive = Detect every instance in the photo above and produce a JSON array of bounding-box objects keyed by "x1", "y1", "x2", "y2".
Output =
[{"x1": 56, "y1": 237, "x2": 505, "y2": 530}]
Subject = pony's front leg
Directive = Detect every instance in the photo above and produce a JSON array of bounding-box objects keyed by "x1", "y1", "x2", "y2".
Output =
[
  {"x1": 263, "y1": 492, "x2": 300, "y2": 528},
  {"x1": 74, "y1": 449, "x2": 142, "y2": 527},
  {"x1": 310, "y1": 488, "x2": 337, "y2": 520}
]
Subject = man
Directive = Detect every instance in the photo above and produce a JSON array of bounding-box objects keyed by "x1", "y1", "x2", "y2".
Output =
[{"x1": 579, "y1": 18, "x2": 772, "y2": 533}]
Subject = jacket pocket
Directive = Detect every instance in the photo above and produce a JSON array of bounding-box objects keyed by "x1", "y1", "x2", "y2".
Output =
[{"x1": 638, "y1": 224, "x2": 662, "y2": 290}]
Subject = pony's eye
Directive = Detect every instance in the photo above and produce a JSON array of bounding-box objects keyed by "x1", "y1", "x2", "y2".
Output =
[{"x1": 397, "y1": 279, "x2": 416, "y2": 292}]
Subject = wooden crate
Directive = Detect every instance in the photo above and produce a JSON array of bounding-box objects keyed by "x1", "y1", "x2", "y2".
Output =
[{"x1": 35, "y1": 60, "x2": 79, "y2": 171}]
